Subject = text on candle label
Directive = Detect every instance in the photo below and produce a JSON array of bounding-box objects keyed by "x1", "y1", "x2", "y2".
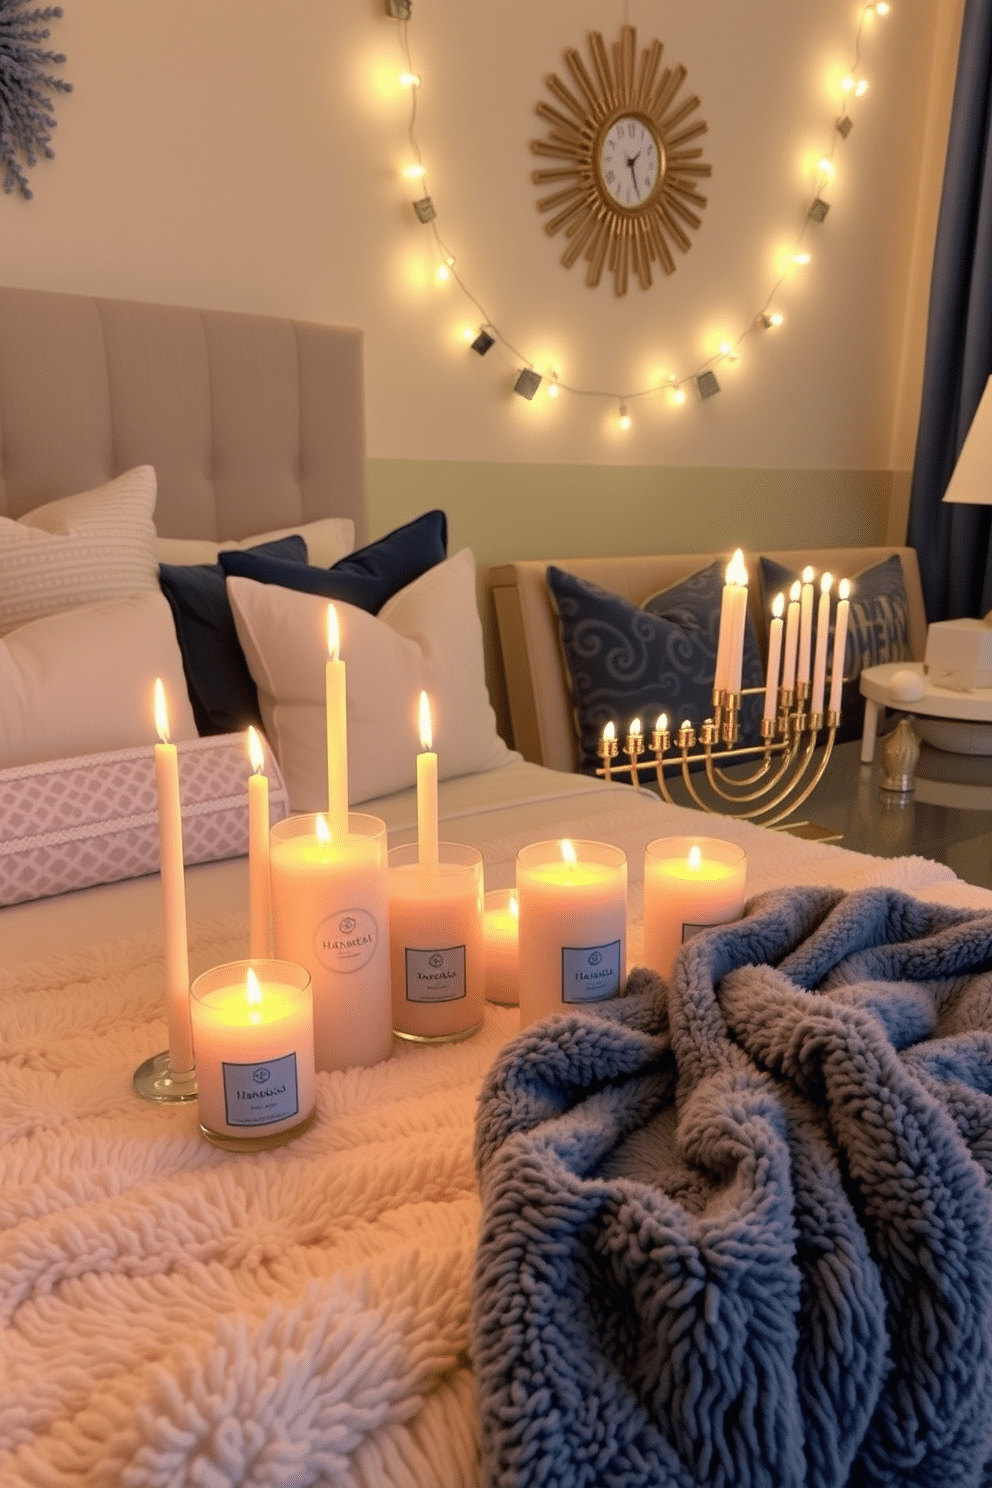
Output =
[
  {"x1": 561, "y1": 941, "x2": 622, "y2": 1003},
  {"x1": 314, "y1": 908, "x2": 379, "y2": 973},
  {"x1": 404, "y1": 944, "x2": 467, "y2": 1003},
  {"x1": 222, "y1": 1051, "x2": 300, "y2": 1127}
]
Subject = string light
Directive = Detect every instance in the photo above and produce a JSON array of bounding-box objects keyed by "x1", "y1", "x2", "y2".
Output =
[{"x1": 388, "y1": 2, "x2": 888, "y2": 420}]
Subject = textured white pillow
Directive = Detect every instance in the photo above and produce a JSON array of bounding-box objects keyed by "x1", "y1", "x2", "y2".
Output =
[
  {"x1": 227, "y1": 546, "x2": 510, "y2": 811},
  {"x1": 0, "y1": 466, "x2": 159, "y2": 636},
  {"x1": 155, "y1": 517, "x2": 355, "y2": 568},
  {"x1": 0, "y1": 592, "x2": 198, "y2": 768}
]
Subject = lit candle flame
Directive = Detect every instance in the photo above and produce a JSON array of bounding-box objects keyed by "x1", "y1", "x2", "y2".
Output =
[
  {"x1": 772, "y1": 593, "x2": 785, "y2": 619},
  {"x1": 247, "y1": 724, "x2": 264, "y2": 774},
  {"x1": 657, "y1": 713, "x2": 667, "y2": 732},
  {"x1": 839, "y1": 579, "x2": 851, "y2": 599},
  {"x1": 419, "y1": 690, "x2": 433, "y2": 751},
  {"x1": 315, "y1": 813, "x2": 330, "y2": 845},
  {"x1": 802, "y1": 566, "x2": 815, "y2": 584},
  {"x1": 509, "y1": 893, "x2": 518, "y2": 921},
  {"x1": 630, "y1": 717, "x2": 642, "y2": 737},
  {"x1": 561, "y1": 839, "x2": 577, "y2": 867},
  {"x1": 602, "y1": 721, "x2": 615, "y2": 743},
  {"x1": 821, "y1": 572, "x2": 833, "y2": 594},
  {"x1": 688, "y1": 844, "x2": 702, "y2": 871},
  {"x1": 790, "y1": 580, "x2": 801, "y2": 602},
  {"x1": 326, "y1": 604, "x2": 340, "y2": 662},
  {"x1": 728, "y1": 549, "x2": 748, "y2": 586},
  {"x1": 246, "y1": 966, "x2": 263, "y2": 1006},
  {"x1": 153, "y1": 677, "x2": 170, "y2": 744}
]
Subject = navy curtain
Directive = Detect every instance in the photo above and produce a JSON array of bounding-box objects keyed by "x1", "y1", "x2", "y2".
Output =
[{"x1": 907, "y1": 0, "x2": 992, "y2": 621}]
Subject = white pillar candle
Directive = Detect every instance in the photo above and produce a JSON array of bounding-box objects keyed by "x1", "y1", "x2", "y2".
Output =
[
  {"x1": 190, "y1": 960, "x2": 315, "y2": 1150},
  {"x1": 763, "y1": 594, "x2": 785, "y2": 722},
  {"x1": 797, "y1": 566, "x2": 815, "y2": 685},
  {"x1": 325, "y1": 604, "x2": 349, "y2": 841},
  {"x1": 153, "y1": 678, "x2": 194, "y2": 1076},
  {"x1": 714, "y1": 558, "x2": 736, "y2": 692},
  {"x1": 516, "y1": 839, "x2": 627, "y2": 1027},
  {"x1": 782, "y1": 581, "x2": 801, "y2": 691},
  {"x1": 389, "y1": 841, "x2": 484, "y2": 1040},
  {"x1": 828, "y1": 579, "x2": 851, "y2": 714},
  {"x1": 810, "y1": 573, "x2": 833, "y2": 716},
  {"x1": 270, "y1": 811, "x2": 391, "y2": 1072},
  {"x1": 642, "y1": 836, "x2": 747, "y2": 980},
  {"x1": 247, "y1": 726, "x2": 271, "y2": 959},
  {"x1": 416, "y1": 691, "x2": 439, "y2": 876},
  {"x1": 484, "y1": 888, "x2": 519, "y2": 1005}
]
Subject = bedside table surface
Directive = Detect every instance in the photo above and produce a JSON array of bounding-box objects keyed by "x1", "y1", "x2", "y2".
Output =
[{"x1": 860, "y1": 661, "x2": 992, "y2": 721}]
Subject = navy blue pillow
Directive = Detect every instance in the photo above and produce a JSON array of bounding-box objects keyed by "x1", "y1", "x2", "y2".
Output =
[
  {"x1": 218, "y1": 509, "x2": 448, "y2": 614},
  {"x1": 159, "y1": 534, "x2": 307, "y2": 736},
  {"x1": 547, "y1": 561, "x2": 764, "y2": 781},
  {"x1": 759, "y1": 553, "x2": 911, "y2": 739}
]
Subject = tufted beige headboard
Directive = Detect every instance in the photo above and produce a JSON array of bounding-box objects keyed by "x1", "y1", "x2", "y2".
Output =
[{"x1": 0, "y1": 285, "x2": 368, "y2": 543}]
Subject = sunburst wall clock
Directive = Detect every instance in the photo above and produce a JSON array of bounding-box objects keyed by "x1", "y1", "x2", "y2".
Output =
[
  {"x1": 0, "y1": 1, "x2": 71, "y2": 200},
  {"x1": 530, "y1": 24, "x2": 710, "y2": 297}
]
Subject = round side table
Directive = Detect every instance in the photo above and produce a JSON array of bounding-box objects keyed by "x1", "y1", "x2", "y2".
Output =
[{"x1": 859, "y1": 661, "x2": 992, "y2": 763}]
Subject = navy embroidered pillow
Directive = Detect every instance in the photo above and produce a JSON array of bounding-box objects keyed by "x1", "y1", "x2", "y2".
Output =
[{"x1": 547, "y1": 560, "x2": 764, "y2": 779}]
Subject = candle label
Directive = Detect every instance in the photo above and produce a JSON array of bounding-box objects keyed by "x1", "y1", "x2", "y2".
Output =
[
  {"x1": 222, "y1": 1051, "x2": 300, "y2": 1128},
  {"x1": 404, "y1": 945, "x2": 466, "y2": 1003},
  {"x1": 314, "y1": 908, "x2": 379, "y2": 973},
  {"x1": 561, "y1": 940, "x2": 622, "y2": 1003}
]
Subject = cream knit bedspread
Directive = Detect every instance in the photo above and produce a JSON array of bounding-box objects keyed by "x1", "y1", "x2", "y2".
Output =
[{"x1": 1, "y1": 797, "x2": 988, "y2": 1486}]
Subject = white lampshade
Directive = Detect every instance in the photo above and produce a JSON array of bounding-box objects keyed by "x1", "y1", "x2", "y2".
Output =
[{"x1": 942, "y1": 375, "x2": 992, "y2": 504}]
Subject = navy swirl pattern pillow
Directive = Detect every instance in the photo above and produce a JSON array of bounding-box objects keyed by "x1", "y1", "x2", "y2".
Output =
[{"x1": 546, "y1": 560, "x2": 764, "y2": 778}]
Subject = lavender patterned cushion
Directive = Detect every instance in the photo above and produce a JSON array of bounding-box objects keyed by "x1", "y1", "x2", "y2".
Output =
[{"x1": 0, "y1": 733, "x2": 289, "y2": 907}]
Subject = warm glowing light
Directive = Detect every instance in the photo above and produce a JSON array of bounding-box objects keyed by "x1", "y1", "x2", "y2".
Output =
[
  {"x1": 793, "y1": 251, "x2": 811, "y2": 266},
  {"x1": 315, "y1": 814, "x2": 330, "y2": 845},
  {"x1": 726, "y1": 548, "x2": 748, "y2": 587},
  {"x1": 669, "y1": 384, "x2": 687, "y2": 407},
  {"x1": 246, "y1": 967, "x2": 263, "y2": 1006},
  {"x1": 548, "y1": 375, "x2": 560, "y2": 400},
  {"x1": 630, "y1": 717, "x2": 643, "y2": 737},
  {"x1": 873, "y1": 2, "x2": 890, "y2": 16},
  {"x1": 403, "y1": 163, "x2": 426, "y2": 179},
  {"x1": 773, "y1": 593, "x2": 785, "y2": 619},
  {"x1": 839, "y1": 579, "x2": 851, "y2": 600},
  {"x1": 462, "y1": 326, "x2": 475, "y2": 343},
  {"x1": 436, "y1": 264, "x2": 450, "y2": 283},
  {"x1": 419, "y1": 690, "x2": 433, "y2": 751},
  {"x1": 855, "y1": 79, "x2": 869, "y2": 97},
  {"x1": 688, "y1": 844, "x2": 702, "y2": 871},
  {"x1": 802, "y1": 565, "x2": 815, "y2": 585},
  {"x1": 509, "y1": 893, "x2": 518, "y2": 920},
  {"x1": 768, "y1": 312, "x2": 784, "y2": 328},
  {"x1": 399, "y1": 72, "x2": 420, "y2": 87},
  {"x1": 657, "y1": 713, "x2": 668, "y2": 732},
  {"x1": 561, "y1": 839, "x2": 577, "y2": 866},
  {"x1": 790, "y1": 580, "x2": 802, "y2": 602},
  {"x1": 821, "y1": 572, "x2": 833, "y2": 595},
  {"x1": 327, "y1": 605, "x2": 340, "y2": 662},
  {"x1": 841, "y1": 75, "x2": 856, "y2": 93},
  {"x1": 603, "y1": 721, "x2": 615, "y2": 743},
  {"x1": 618, "y1": 404, "x2": 631, "y2": 430},
  {"x1": 153, "y1": 678, "x2": 170, "y2": 743},
  {"x1": 818, "y1": 158, "x2": 835, "y2": 178},
  {"x1": 248, "y1": 725, "x2": 264, "y2": 774}
]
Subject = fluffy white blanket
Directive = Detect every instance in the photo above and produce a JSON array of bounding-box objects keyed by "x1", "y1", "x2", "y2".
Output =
[{"x1": 1, "y1": 800, "x2": 988, "y2": 1486}]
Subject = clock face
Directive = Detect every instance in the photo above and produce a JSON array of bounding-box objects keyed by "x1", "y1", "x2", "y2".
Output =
[{"x1": 599, "y1": 116, "x2": 662, "y2": 211}]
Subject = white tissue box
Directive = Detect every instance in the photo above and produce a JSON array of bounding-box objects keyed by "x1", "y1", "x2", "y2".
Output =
[{"x1": 924, "y1": 619, "x2": 992, "y2": 690}]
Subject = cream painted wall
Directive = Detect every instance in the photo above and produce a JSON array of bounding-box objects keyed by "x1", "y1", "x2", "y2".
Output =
[{"x1": 0, "y1": 1, "x2": 955, "y2": 562}]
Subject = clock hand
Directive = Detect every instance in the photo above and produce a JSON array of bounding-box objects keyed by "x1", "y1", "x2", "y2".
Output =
[{"x1": 626, "y1": 152, "x2": 641, "y2": 198}]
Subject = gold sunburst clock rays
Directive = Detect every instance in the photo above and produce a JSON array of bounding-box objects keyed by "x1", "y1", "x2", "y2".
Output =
[{"x1": 530, "y1": 25, "x2": 711, "y2": 297}]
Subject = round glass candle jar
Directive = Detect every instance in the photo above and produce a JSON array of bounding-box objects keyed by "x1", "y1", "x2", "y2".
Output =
[
  {"x1": 269, "y1": 812, "x2": 392, "y2": 1073},
  {"x1": 484, "y1": 888, "x2": 519, "y2": 1006},
  {"x1": 190, "y1": 958, "x2": 316, "y2": 1151},
  {"x1": 642, "y1": 835, "x2": 747, "y2": 978},
  {"x1": 516, "y1": 839, "x2": 627, "y2": 1027},
  {"x1": 388, "y1": 842, "x2": 484, "y2": 1042}
]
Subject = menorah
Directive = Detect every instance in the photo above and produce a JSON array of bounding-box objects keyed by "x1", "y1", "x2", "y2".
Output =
[{"x1": 596, "y1": 557, "x2": 852, "y2": 832}]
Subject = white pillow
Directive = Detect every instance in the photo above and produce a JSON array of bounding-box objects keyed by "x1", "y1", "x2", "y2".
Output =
[
  {"x1": 227, "y1": 547, "x2": 510, "y2": 811},
  {"x1": 0, "y1": 592, "x2": 198, "y2": 768},
  {"x1": 0, "y1": 466, "x2": 159, "y2": 636},
  {"x1": 155, "y1": 517, "x2": 355, "y2": 568}
]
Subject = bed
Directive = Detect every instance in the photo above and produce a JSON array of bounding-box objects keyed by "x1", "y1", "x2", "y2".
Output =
[{"x1": 3, "y1": 285, "x2": 992, "y2": 1487}]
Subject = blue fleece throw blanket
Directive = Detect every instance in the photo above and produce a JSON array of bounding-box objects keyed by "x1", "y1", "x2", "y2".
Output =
[{"x1": 471, "y1": 886, "x2": 992, "y2": 1488}]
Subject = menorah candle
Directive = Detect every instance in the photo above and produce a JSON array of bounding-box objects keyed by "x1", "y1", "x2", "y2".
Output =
[
  {"x1": 190, "y1": 960, "x2": 315, "y2": 1151},
  {"x1": 270, "y1": 811, "x2": 391, "y2": 1072},
  {"x1": 325, "y1": 604, "x2": 349, "y2": 841},
  {"x1": 763, "y1": 594, "x2": 785, "y2": 722},
  {"x1": 153, "y1": 678, "x2": 194, "y2": 1077},
  {"x1": 484, "y1": 888, "x2": 519, "y2": 1005},
  {"x1": 828, "y1": 579, "x2": 851, "y2": 713},
  {"x1": 389, "y1": 842, "x2": 484, "y2": 1041},
  {"x1": 247, "y1": 726, "x2": 271, "y2": 959},
  {"x1": 715, "y1": 549, "x2": 747, "y2": 692},
  {"x1": 642, "y1": 836, "x2": 747, "y2": 979},
  {"x1": 811, "y1": 573, "x2": 833, "y2": 715},
  {"x1": 797, "y1": 567, "x2": 815, "y2": 686},
  {"x1": 782, "y1": 581, "x2": 801, "y2": 691},
  {"x1": 516, "y1": 839, "x2": 627, "y2": 1027}
]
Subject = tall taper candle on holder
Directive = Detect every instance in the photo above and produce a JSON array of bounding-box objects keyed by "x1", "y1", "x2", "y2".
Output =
[
  {"x1": 829, "y1": 580, "x2": 851, "y2": 714},
  {"x1": 134, "y1": 679, "x2": 198, "y2": 1103},
  {"x1": 247, "y1": 726, "x2": 271, "y2": 959},
  {"x1": 417, "y1": 691, "x2": 439, "y2": 876},
  {"x1": 325, "y1": 604, "x2": 349, "y2": 840}
]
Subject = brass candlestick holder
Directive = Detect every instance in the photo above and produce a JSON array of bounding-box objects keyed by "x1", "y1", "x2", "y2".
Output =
[{"x1": 597, "y1": 680, "x2": 842, "y2": 835}]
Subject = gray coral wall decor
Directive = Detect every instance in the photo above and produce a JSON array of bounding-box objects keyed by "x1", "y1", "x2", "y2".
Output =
[{"x1": 0, "y1": 2, "x2": 71, "y2": 199}]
